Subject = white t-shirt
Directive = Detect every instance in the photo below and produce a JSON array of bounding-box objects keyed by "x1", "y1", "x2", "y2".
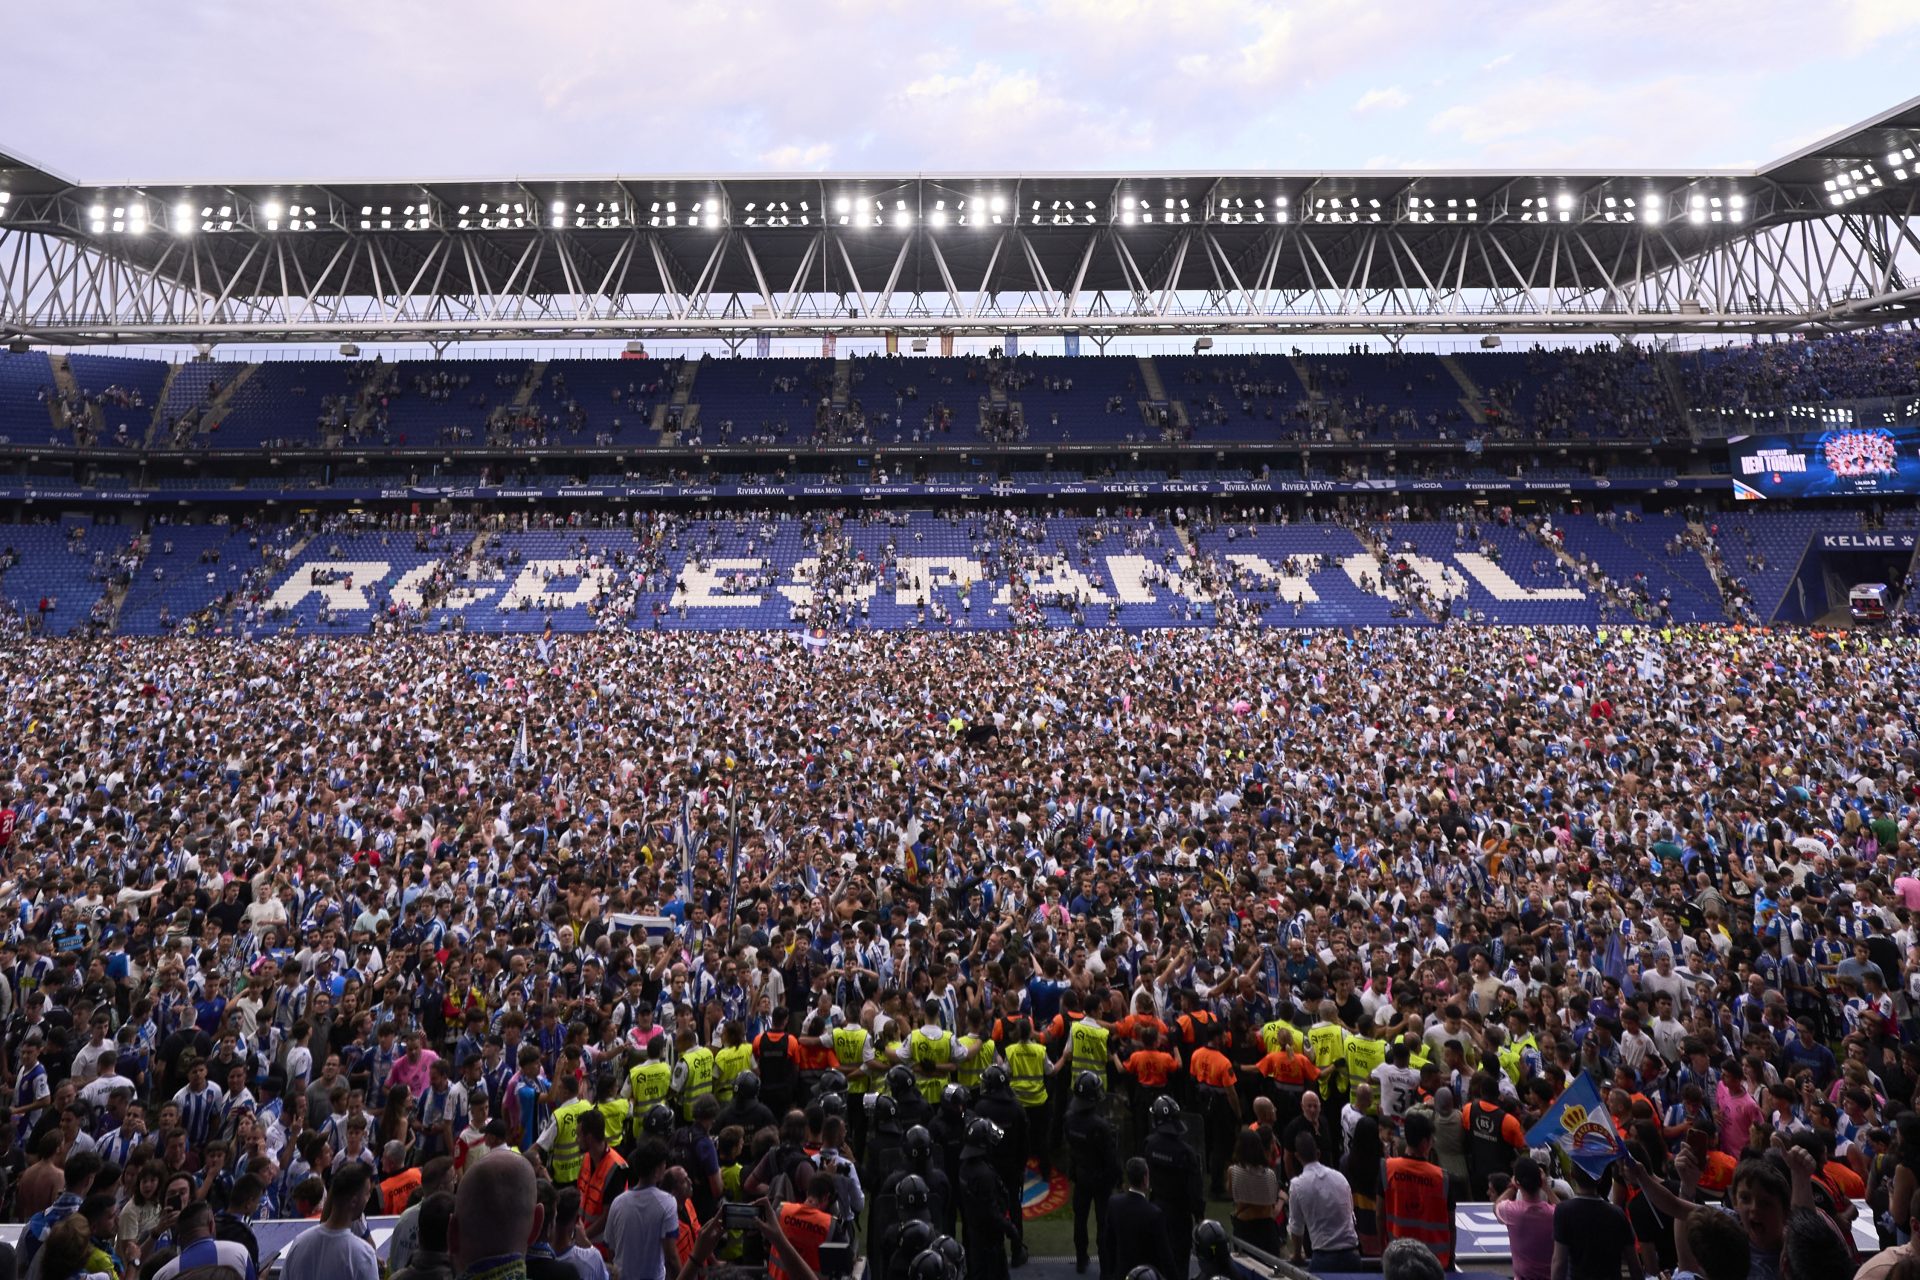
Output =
[
  {"x1": 277, "y1": 1223, "x2": 379, "y2": 1280},
  {"x1": 285, "y1": 1045, "x2": 314, "y2": 1090}
]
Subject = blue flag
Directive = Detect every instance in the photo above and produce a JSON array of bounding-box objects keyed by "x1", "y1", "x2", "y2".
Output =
[{"x1": 1524, "y1": 1073, "x2": 1623, "y2": 1181}]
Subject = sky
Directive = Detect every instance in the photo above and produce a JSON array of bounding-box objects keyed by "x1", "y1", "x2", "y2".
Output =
[{"x1": 2, "y1": 1, "x2": 1917, "y2": 182}]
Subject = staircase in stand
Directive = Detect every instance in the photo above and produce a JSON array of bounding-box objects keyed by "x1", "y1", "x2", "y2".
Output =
[
  {"x1": 146, "y1": 363, "x2": 184, "y2": 446},
  {"x1": 47, "y1": 354, "x2": 84, "y2": 437},
  {"x1": 513, "y1": 361, "x2": 547, "y2": 411},
  {"x1": 1436, "y1": 354, "x2": 1488, "y2": 425}
]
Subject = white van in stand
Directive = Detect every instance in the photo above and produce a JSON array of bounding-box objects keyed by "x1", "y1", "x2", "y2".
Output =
[{"x1": 1851, "y1": 583, "x2": 1891, "y2": 622}]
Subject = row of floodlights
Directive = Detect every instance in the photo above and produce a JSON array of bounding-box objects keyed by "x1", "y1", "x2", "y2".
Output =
[
  {"x1": 61, "y1": 187, "x2": 1757, "y2": 236},
  {"x1": 1827, "y1": 151, "x2": 1920, "y2": 205}
]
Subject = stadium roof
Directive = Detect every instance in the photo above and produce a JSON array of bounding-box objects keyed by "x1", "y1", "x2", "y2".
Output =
[{"x1": 3, "y1": 98, "x2": 1920, "y2": 344}]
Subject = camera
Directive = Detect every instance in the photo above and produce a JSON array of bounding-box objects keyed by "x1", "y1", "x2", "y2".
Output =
[{"x1": 722, "y1": 1202, "x2": 760, "y2": 1231}]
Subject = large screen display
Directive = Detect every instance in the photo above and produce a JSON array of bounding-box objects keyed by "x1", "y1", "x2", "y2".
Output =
[{"x1": 1729, "y1": 425, "x2": 1920, "y2": 500}]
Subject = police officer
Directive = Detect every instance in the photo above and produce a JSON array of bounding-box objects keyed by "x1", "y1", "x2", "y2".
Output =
[
  {"x1": 889, "y1": 1063, "x2": 935, "y2": 1131},
  {"x1": 1145, "y1": 1096, "x2": 1204, "y2": 1280},
  {"x1": 1192, "y1": 1220, "x2": 1261, "y2": 1280},
  {"x1": 640, "y1": 1103, "x2": 677, "y2": 1141},
  {"x1": 970, "y1": 1066, "x2": 1030, "y2": 1253},
  {"x1": 863, "y1": 1092, "x2": 908, "y2": 1201},
  {"x1": 874, "y1": 1174, "x2": 936, "y2": 1280},
  {"x1": 929, "y1": 1084, "x2": 970, "y2": 1215},
  {"x1": 958, "y1": 1118, "x2": 1024, "y2": 1280},
  {"x1": 716, "y1": 1070, "x2": 777, "y2": 1137},
  {"x1": 815, "y1": 1068, "x2": 850, "y2": 1125},
  {"x1": 903, "y1": 1124, "x2": 955, "y2": 1235},
  {"x1": 1064, "y1": 1072, "x2": 1120, "y2": 1278}
]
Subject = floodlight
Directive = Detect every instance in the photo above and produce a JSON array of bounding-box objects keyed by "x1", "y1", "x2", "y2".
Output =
[
  {"x1": 930, "y1": 209, "x2": 947, "y2": 227},
  {"x1": 361, "y1": 206, "x2": 373, "y2": 216},
  {"x1": 1689, "y1": 207, "x2": 1706, "y2": 224},
  {"x1": 1556, "y1": 193, "x2": 1572, "y2": 210},
  {"x1": 834, "y1": 197, "x2": 851, "y2": 214},
  {"x1": 90, "y1": 204, "x2": 105, "y2": 219},
  {"x1": 986, "y1": 195, "x2": 1004, "y2": 213},
  {"x1": 263, "y1": 201, "x2": 282, "y2": 220},
  {"x1": 1121, "y1": 210, "x2": 1136, "y2": 224},
  {"x1": 894, "y1": 209, "x2": 910, "y2": 226},
  {"x1": 0, "y1": 190, "x2": 9, "y2": 204},
  {"x1": 552, "y1": 216, "x2": 566, "y2": 227},
  {"x1": 705, "y1": 212, "x2": 720, "y2": 227},
  {"x1": 1122, "y1": 196, "x2": 1136, "y2": 209},
  {"x1": 552, "y1": 201, "x2": 566, "y2": 214}
]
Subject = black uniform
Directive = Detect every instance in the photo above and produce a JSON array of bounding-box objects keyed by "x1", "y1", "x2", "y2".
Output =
[
  {"x1": 959, "y1": 1150, "x2": 1021, "y2": 1280},
  {"x1": 872, "y1": 1204, "x2": 933, "y2": 1280},
  {"x1": 715, "y1": 1097, "x2": 776, "y2": 1137},
  {"x1": 1146, "y1": 1124, "x2": 1206, "y2": 1280},
  {"x1": 930, "y1": 1103, "x2": 969, "y2": 1210},
  {"x1": 893, "y1": 1090, "x2": 935, "y2": 1132},
  {"x1": 971, "y1": 1091, "x2": 1031, "y2": 1248},
  {"x1": 1064, "y1": 1101, "x2": 1121, "y2": 1275}
]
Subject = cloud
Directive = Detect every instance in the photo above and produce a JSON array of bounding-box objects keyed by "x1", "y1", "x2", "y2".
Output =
[
  {"x1": 1424, "y1": 75, "x2": 1743, "y2": 166},
  {"x1": 0, "y1": 0, "x2": 1913, "y2": 177},
  {"x1": 758, "y1": 143, "x2": 834, "y2": 171},
  {"x1": 1353, "y1": 86, "x2": 1411, "y2": 114}
]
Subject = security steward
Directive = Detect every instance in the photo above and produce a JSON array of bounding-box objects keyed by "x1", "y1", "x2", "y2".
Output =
[
  {"x1": 1381, "y1": 1110, "x2": 1455, "y2": 1268},
  {"x1": 625, "y1": 1039, "x2": 674, "y2": 1143},
  {"x1": 905, "y1": 998, "x2": 959, "y2": 1105},
  {"x1": 1462, "y1": 1070, "x2": 1528, "y2": 1200},
  {"x1": 1188, "y1": 1025, "x2": 1243, "y2": 1197},
  {"x1": 672, "y1": 1028, "x2": 715, "y2": 1122}
]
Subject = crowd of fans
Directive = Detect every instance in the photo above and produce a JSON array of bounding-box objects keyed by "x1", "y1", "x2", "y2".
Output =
[
  {"x1": 1680, "y1": 331, "x2": 1920, "y2": 418},
  {"x1": 0, "y1": 619, "x2": 1912, "y2": 1280}
]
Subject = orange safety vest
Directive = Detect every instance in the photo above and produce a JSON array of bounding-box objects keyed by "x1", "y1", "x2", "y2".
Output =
[
  {"x1": 768, "y1": 1202, "x2": 833, "y2": 1280},
  {"x1": 1380, "y1": 1156, "x2": 1453, "y2": 1267},
  {"x1": 676, "y1": 1199, "x2": 701, "y2": 1268},
  {"x1": 1178, "y1": 1010, "x2": 1218, "y2": 1045},
  {"x1": 793, "y1": 1037, "x2": 830, "y2": 1072},
  {"x1": 380, "y1": 1166, "x2": 423, "y2": 1216},
  {"x1": 578, "y1": 1146, "x2": 627, "y2": 1221},
  {"x1": 1190, "y1": 1047, "x2": 1237, "y2": 1091}
]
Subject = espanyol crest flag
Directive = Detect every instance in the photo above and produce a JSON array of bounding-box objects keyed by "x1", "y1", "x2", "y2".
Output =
[{"x1": 1524, "y1": 1073, "x2": 1623, "y2": 1181}]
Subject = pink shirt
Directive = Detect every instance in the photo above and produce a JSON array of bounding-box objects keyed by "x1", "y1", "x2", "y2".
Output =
[
  {"x1": 1895, "y1": 876, "x2": 1920, "y2": 911},
  {"x1": 1495, "y1": 1196, "x2": 1556, "y2": 1280},
  {"x1": 386, "y1": 1049, "x2": 440, "y2": 1100},
  {"x1": 1716, "y1": 1080, "x2": 1760, "y2": 1156}
]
